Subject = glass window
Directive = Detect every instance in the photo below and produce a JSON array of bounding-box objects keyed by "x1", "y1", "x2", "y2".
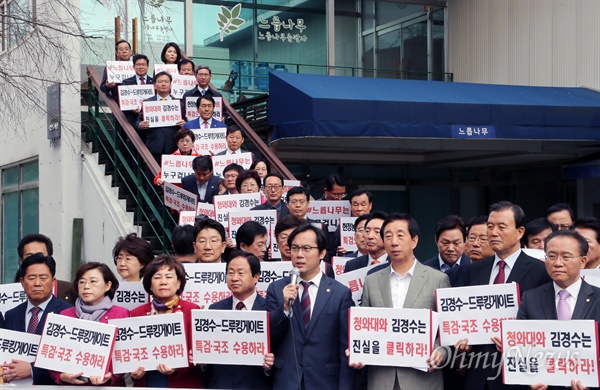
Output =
[{"x1": 1, "y1": 160, "x2": 39, "y2": 283}]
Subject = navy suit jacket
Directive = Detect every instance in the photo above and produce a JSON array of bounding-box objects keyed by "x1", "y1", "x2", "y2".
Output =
[
  {"x1": 206, "y1": 294, "x2": 272, "y2": 389},
  {"x1": 4, "y1": 296, "x2": 72, "y2": 385},
  {"x1": 423, "y1": 253, "x2": 471, "y2": 272},
  {"x1": 251, "y1": 201, "x2": 290, "y2": 221},
  {"x1": 344, "y1": 254, "x2": 389, "y2": 273},
  {"x1": 266, "y1": 274, "x2": 354, "y2": 389},
  {"x1": 183, "y1": 117, "x2": 226, "y2": 130},
  {"x1": 135, "y1": 95, "x2": 179, "y2": 157},
  {"x1": 181, "y1": 174, "x2": 220, "y2": 204},
  {"x1": 463, "y1": 251, "x2": 551, "y2": 390}
]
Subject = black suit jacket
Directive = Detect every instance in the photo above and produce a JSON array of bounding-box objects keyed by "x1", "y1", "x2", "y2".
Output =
[
  {"x1": 181, "y1": 86, "x2": 224, "y2": 121},
  {"x1": 206, "y1": 294, "x2": 272, "y2": 389},
  {"x1": 463, "y1": 251, "x2": 551, "y2": 390},
  {"x1": 4, "y1": 296, "x2": 73, "y2": 385},
  {"x1": 121, "y1": 75, "x2": 154, "y2": 129},
  {"x1": 135, "y1": 95, "x2": 179, "y2": 158},
  {"x1": 423, "y1": 253, "x2": 471, "y2": 272},
  {"x1": 181, "y1": 174, "x2": 220, "y2": 204},
  {"x1": 344, "y1": 254, "x2": 389, "y2": 273},
  {"x1": 251, "y1": 201, "x2": 290, "y2": 220}
]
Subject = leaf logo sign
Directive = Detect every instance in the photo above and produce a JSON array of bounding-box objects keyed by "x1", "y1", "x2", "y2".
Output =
[{"x1": 217, "y1": 3, "x2": 245, "y2": 41}]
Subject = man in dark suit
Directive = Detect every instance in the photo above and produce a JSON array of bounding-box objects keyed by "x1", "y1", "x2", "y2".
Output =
[
  {"x1": 136, "y1": 71, "x2": 184, "y2": 165},
  {"x1": 100, "y1": 39, "x2": 132, "y2": 101},
  {"x1": 181, "y1": 156, "x2": 220, "y2": 204},
  {"x1": 206, "y1": 251, "x2": 272, "y2": 388},
  {"x1": 15, "y1": 233, "x2": 75, "y2": 304},
  {"x1": 251, "y1": 172, "x2": 290, "y2": 220},
  {"x1": 457, "y1": 201, "x2": 552, "y2": 390},
  {"x1": 3, "y1": 253, "x2": 72, "y2": 385},
  {"x1": 183, "y1": 95, "x2": 226, "y2": 130},
  {"x1": 215, "y1": 126, "x2": 249, "y2": 156},
  {"x1": 266, "y1": 224, "x2": 354, "y2": 389},
  {"x1": 517, "y1": 229, "x2": 600, "y2": 390},
  {"x1": 358, "y1": 213, "x2": 449, "y2": 389},
  {"x1": 182, "y1": 65, "x2": 223, "y2": 121},
  {"x1": 285, "y1": 186, "x2": 329, "y2": 233},
  {"x1": 423, "y1": 215, "x2": 471, "y2": 272},
  {"x1": 344, "y1": 211, "x2": 389, "y2": 273},
  {"x1": 120, "y1": 54, "x2": 153, "y2": 131},
  {"x1": 328, "y1": 189, "x2": 373, "y2": 257}
]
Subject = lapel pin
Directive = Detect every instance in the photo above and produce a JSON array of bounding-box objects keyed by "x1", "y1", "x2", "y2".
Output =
[
  {"x1": 586, "y1": 298, "x2": 590, "y2": 302},
  {"x1": 326, "y1": 289, "x2": 331, "y2": 293}
]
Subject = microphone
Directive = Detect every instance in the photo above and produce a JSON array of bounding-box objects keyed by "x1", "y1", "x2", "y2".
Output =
[{"x1": 288, "y1": 267, "x2": 301, "y2": 310}]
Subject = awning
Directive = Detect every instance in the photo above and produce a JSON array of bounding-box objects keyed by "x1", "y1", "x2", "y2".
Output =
[{"x1": 269, "y1": 72, "x2": 600, "y2": 142}]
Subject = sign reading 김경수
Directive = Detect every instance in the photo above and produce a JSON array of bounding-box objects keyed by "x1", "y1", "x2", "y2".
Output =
[{"x1": 142, "y1": 100, "x2": 182, "y2": 127}]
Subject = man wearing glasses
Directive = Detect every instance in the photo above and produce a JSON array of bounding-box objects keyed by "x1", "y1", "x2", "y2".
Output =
[
  {"x1": 251, "y1": 173, "x2": 290, "y2": 221},
  {"x1": 320, "y1": 173, "x2": 349, "y2": 201},
  {"x1": 265, "y1": 224, "x2": 354, "y2": 389}
]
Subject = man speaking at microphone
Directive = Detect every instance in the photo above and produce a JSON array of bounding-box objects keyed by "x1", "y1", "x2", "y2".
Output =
[{"x1": 266, "y1": 224, "x2": 355, "y2": 389}]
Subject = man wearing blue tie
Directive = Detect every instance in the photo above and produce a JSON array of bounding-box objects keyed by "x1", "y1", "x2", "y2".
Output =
[{"x1": 266, "y1": 224, "x2": 354, "y2": 389}]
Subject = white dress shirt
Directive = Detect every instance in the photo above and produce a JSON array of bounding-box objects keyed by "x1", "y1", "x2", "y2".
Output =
[{"x1": 389, "y1": 258, "x2": 417, "y2": 309}]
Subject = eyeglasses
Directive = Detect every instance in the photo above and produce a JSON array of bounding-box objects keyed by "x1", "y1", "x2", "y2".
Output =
[
  {"x1": 290, "y1": 245, "x2": 319, "y2": 253},
  {"x1": 329, "y1": 193, "x2": 346, "y2": 199},
  {"x1": 467, "y1": 235, "x2": 488, "y2": 244},
  {"x1": 78, "y1": 279, "x2": 101, "y2": 287},
  {"x1": 115, "y1": 256, "x2": 138, "y2": 264},
  {"x1": 264, "y1": 185, "x2": 282, "y2": 191},
  {"x1": 545, "y1": 253, "x2": 581, "y2": 263},
  {"x1": 554, "y1": 224, "x2": 573, "y2": 230}
]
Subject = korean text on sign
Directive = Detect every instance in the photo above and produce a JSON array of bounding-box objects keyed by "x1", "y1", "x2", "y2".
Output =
[
  {"x1": 164, "y1": 181, "x2": 197, "y2": 212},
  {"x1": 143, "y1": 100, "x2": 182, "y2": 128},
  {"x1": 105, "y1": 61, "x2": 135, "y2": 83},
  {"x1": 212, "y1": 153, "x2": 253, "y2": 177},
  {"x1": 114, "y1": 282, "x2": 149, "y2": 311},
  {"x1": 191, "y1": 309, "x2": 270, "y2": 366},
  {"x1": 502, "y1": 319, "x2": 599, "y2": 387},
  {"x1": 436, "y1": 282, "x2": 519, "y2": 346},
  {"x1": 118, "y1": 85, "x2": 155, "y2": 111},
  {"x1": 307, "y1": 200, "x2": 351, "y2": 232},
  {"x1": 36, "y1": 313, "x2": 117, "y2": 378},
  {"x1": 160, "y1": 154, "x2": 195, "y2": 184},
  {"x1": 0, "y1": 282, "x2": 28, "y2": 313},
  {"x1": 339, "y1": 217, "x2": 358, "y2": 252},
  {"x1": 182, "y1": 263, "x2": 231, "y2": 307},
  {"x1": 109, "y1": 312, "x2": 188, "y2": 374},
  {"x1": 192, "y1": 128, "x2": 227, "y2": 155}
]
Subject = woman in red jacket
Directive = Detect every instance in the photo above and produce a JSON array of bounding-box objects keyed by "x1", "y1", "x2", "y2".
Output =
[
  {"x1": 51, "y1": 263, "x2": 129, "y2": 386},
  {"x1": 154, "y1": 128, "x2": 201, "y2": 187},
  {"x1": 129, "y1": 255, "x2": 202, "y2": 388}
]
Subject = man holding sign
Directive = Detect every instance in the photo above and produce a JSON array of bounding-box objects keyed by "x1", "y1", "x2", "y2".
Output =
[
  {"x1": 360, "y1": 213, "x2": 450, "y2": 389},
  {"x1": 517, "y1": 229, "x2": 600, "y2": 390},
  {"x1": 205, "y1": 251, "x2": 273, "y2": 388},
  {"x1": 183, "y1": 95, "x2": 226, "y2": 130},
  {"x1": 121, "y1": 54, "x2": 153, "y2": 131},
  {"x1": 100, "y1": 39, "x2": 132, "y2": 101}
]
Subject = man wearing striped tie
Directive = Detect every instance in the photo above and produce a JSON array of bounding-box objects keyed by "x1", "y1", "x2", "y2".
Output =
[{"x1": 266, "y1": 224, "x2": 355, "y2": 389}]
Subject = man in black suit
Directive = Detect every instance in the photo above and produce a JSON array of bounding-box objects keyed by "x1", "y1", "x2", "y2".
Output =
[
  {"x1": 2, "y1": 254, "x2": 72, "y2": 384},
  {"x1": 136, "y1": 71, "x2": 184, "y2": 165},
  {"x1": 206, "y1": 251, "x2": 272, "y2": 388},
  {"x1": 100, "y1": 39, "x2": 132, "y2": 101},
  {"x1": 251, "y1": 172, "x2": 290, "y2": 220},
  {"x1": 120, "y1": 54, "x2": 153, "y2": 131},
  {"x1": 328, "y1": 189, "x2": 373, "y2": 258},
  {"x1": 457, "y1": 201, "x2": 551, "y2": 390},
  {"x1": 181, "y1": 156, "x2": 220, "y2": 204},
  {"x1": 423, "y1": 215, "x2": 471, "y2": 272},
  {"x1": 182, "y1": 65, "x2": 223, "y2": 121},
  {"x1": 517, "y1": 229, "x2": 600, "y2": 390},
  {"x1": 344, "y1": 211, "x2": 389, "y2": 273}
]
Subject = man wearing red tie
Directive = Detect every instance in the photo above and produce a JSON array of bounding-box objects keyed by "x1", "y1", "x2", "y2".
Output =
[
  {"x1": 457, "y1": 201, "x2": 551, "y2": 390},
  {"x1": 183, "y1": 95, "x2": 226, "y2": 130}
]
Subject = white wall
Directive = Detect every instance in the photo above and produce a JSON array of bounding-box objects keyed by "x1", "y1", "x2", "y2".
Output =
[{"x1": 448, "y1": 0, "x2": 600, "y2": 89}]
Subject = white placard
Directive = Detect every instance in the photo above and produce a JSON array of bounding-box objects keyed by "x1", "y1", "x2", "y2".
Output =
[
  {"x1": 142, "y1": 100, "x2": 182, "y2": 127},
  {"x1": 281, "y1": 180, "x2": 301, "y2": 202},
  {"x1": 154, "y1": 64, "x2": 179, "y2": 75},
  {"x1": 197, "y1": 202, "x2": 216, "y2": 219},
  {"x1": 213, "y1": 193, "x2": 262, "y2": 231},
  {"x1": 192, "y1": 128, "x2": 227, "y2": 155},
  {"x1": 522, "y1": 248, "x2": 546, "y2": 262},
  {"x1": 191, "y1": 310, "x2": 269, "y2": 366},
  {"x1": 0, "y1": 329, "x2": 40, "y2": 386},
  {"x1": 307, "y1": 200, "x2": 351, "y2": 232},
  {"x1": 336, "y1": 264, "x2": 378, "y2": 306},
  {"x1": 0, "y1": 283, "x2": 27, "y2": 314},
  {"x1": 172, "y1": 74, "x2": 197, "y2": 99},
  {"x1": 113, "y1": 282, "x2": 149, "y2": 311},
  {"x1": 348, "y1": 307, "x2": 438, "y2": 370},
  {"x1": 105, "y1": 61, "x2": 135, "y2": 83},
  {"x1": 179, "y1": 210, "x2": 197, "y2": 226},
  {"x1": 331, "y1": 256, "x2": 354, "y2": 276},
  {"x1": 436, "y1": 283, "x2": 520, "y2": 346},
  {"x1": 182, "y1": 263, "x2": 231, "y2": 307},
  {"x1": 36, "y1": 313, "x2": 117, "y2": 378},
  {"x1": 502, "y1": 320, "x2": 599, "y2": 387},
  {"x1": 160, "y1": 154, "x2": 195, "y2": 184},
  {"x1": 117, "y1": 85, "x2": 155, "y2": 110},
  {"x1": 164, "y1": 181, "x2": 198, "y2": 212},
  {"x1": 109, "y1": 312, "x2": 188, "y2": 374},
  {"x1": 228, "y1": 210, "x2": 277, "y2": 246},
  {"x1": 256, "y1": 262, "x2": 293, "y2": 298},
  {"x1": 212, "y1": 153, "x2": 253, "y2": 178},
  {"x1": 340, "y1": 217, "x2": 358, "y2": 252},
  {"x1": 269, "y1": 225, "x2": 280, "y2": 259},
  {"x1": 581, "y1": 269, "x2": 600, "y2": 288},
  {"x1": 185, "y1": 97, "x2": 224, "y2": 122}
]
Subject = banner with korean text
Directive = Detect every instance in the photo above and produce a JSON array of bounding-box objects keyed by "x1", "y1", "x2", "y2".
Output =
[
  {"x1": 109, "y1": 312, "x2": 188, "y2": 374},
  {"x1": 105, "y1": 61, "x2": 135, "y2": 83},
  {"x1": 35, "y1": 313, "x2": 117, "y2": 378},
  {"x1": 212, "y1": 153, "x2": 253, "y2": 177},
  {"x1": 348, "y1": 307, "x2": 439, "y2": 370},
  {"x1": 436, "y1": 282, "x2": 520, "y2": 346},
  {"x1": 0, "y1": 283, "x2": 27, "y2": 313},
  {"x1": 191, "y1": 310, "x2": 269, "y2": 365},
  {"x1": 172, "y1": 74, "x2": 197, "y2": 99},
  {"x1": 307, "y1": 201, "x2": 351, "y2": 232},
  {"x1": 213, "y1": 193, "x2": 262, "y2": 231},
  {"x1": 228, "y1": 210, "x2": 277, "y2": 247},
  {"x1": 0, "y1": 329, "x2": 40, "y2": 385},
  {"x1": 185, "y1": 97, "x2": 223, "y2": 122},
  {"x1": 164, "y1": 181, "x2": 197, "y2": 212},
  {"x1": 336, "y1": 264, "x2": 379, "y2": 306},
  {"x1": 331, "y1": 256, "x2": 353, "y2": 276},
  {"x1": 154, "y1": 64, "x2": 178, "y2": 75},
  {"x1": 118, "y1": 85, "x2": 155, "y2": 110},
  {"x1": 182, "y1": 263, "x2": 230, "y2": 307},
  {"x1": 191, "y1": 128, "x2": 227, "y2": 155},
  {"x1": 114, "y1": 282, "x2": 149, "y2": 311},
  {"x1": 160, "y1": 155, "x2": 195, "y2": 184},
  {"x1": 143, "y1": 100, "x2": 182, "y2": 127},
  {"x1": 502, "y1": 320, "x2": 599, "y2": 387},
  {"x1": 339, "y1": 217, "x2": 358, "y2": 253},
  {"x1": 257, "y1": 262, "x2": 292, "y2": 297}
]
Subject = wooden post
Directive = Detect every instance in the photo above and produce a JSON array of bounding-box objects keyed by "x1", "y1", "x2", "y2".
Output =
[
  {"x1": 132, "y1": 18, "x2": 138, "y2": 54},
  {"x1": 115, "y1": 16, "x2": 121, "y2": 59}
]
